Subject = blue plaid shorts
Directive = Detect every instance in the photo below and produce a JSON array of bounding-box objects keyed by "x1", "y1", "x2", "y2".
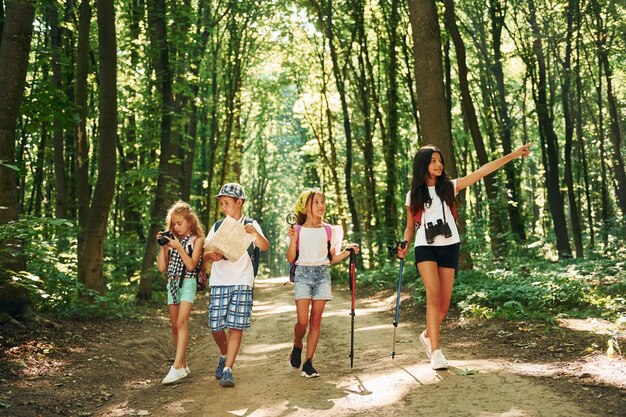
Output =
[{"x1": 208, "y1": 285, "x2": 253, "y2": 332}]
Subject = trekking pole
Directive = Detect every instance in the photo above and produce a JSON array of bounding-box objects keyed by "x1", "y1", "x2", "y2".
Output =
[
  {"x1": 391, "y1": 241, "x2": 408, "y2": 359},
  {"x1": 348, "y1": 248, "x2": 357, "y2": 368}
]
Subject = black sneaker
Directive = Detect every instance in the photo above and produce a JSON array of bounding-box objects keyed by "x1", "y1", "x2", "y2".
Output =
[
  {"x1": 289, "y1": 346, "x2": 302, "y2": 369},
  {"x1": 301, "y1": 359, "x2": 319, "y2": 378}
]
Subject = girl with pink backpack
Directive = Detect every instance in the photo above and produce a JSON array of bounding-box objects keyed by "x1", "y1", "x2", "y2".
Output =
[{"x1": 286, "y1": 189, "x2": 359, "y2": 377}]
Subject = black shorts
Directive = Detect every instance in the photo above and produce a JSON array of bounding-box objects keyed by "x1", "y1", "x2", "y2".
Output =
[{"x1": 414, "y1": 243, "x2": 460, "y2": 270}]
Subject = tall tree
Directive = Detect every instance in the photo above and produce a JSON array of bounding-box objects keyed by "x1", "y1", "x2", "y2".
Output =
[
  {"x1": 138, "y1": 0, "x2": 180, "y2": 300},
  {"x1": 525, "y1": 0, "x2": 572, "y2": 257},
  {"x1": 589, "y1": 0, "x2": 626, "y2": 217},
  {"x1": 77, "y1": 0, "x2": 118, "y2": 293},
  {"x1": 74, "y1": 0, "x2": 91, "y2": 252},
  {"x1": 0, "y1": 0, "x2": 36, "y2": 321},
  {"x1": 381, "y1": 0, "x2": 400, "y2": 234},
  {"x1": 407, "y1": 0, "x2": 457, "y2": 176},
  {"x1": 309, "y1": 0, "x2": 362, "y2": 249},
  {"x1": 560, "y1": 0, "x2": 584, "y2": 257},
  {"x1": 443, "y1": 0, "x2": 506, "y2": 254},
  {"x1": 48, "y1": 2, "x2": 68, "y2": 219},
  {"x1": 488, "y1": 0, "x2": 525, "y2": 240}
]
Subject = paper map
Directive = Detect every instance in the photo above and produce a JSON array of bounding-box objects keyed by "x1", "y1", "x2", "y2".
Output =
[{"x1": 204, "y1": 216, "x2": 254, "y2": 261}]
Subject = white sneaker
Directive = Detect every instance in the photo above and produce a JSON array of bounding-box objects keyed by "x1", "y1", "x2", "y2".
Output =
[
  {"x1": 430, "y1": 349, "x2": 448, "y2": 370},
  {"x1": 419, "y1": 330, "x2": 432, "y2": 357},
  {"x1": 184, "y1": 366, "x2": 190, "y2": 375},
  {"x1": 162, "y1": 366, "x2": 188, "y2": 385}
]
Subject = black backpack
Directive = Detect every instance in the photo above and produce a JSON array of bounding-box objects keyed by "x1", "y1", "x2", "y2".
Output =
[{"x1": 213, "y1": 217, "x2": 261, "y2": 277}]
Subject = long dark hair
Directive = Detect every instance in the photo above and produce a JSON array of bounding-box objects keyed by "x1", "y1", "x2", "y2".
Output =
[{"x1": 409, "y1": 145, "x2": 456, "y2": 215}]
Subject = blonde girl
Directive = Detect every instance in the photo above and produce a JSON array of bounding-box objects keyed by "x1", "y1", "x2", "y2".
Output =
[
  {"x1": 286, "y1": 189, "x2": 359, "y2": 377},
  {"x1": 157, "y1": 201, "x2": 205, "y2": 384}
]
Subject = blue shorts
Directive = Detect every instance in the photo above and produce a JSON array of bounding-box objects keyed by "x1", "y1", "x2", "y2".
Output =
[
  {"x1": 167, "y1": 278, "x2": 197, "y2": 305},
  {"x1": 294, "y1": 265, "x2": 332, "y2": 301},
  {"x1": 208, "y1": 285, "x2": 253, "y2": 332},
  {"x1": 414, "y1": 243, "x2": 460, "y2": 270}
]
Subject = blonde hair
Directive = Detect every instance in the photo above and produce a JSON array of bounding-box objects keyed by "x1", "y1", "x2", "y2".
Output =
[{"x1": 165, "y1": 200, "x2": 205, "y2": 239}]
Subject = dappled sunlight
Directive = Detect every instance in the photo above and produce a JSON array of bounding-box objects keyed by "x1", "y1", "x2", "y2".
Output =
[
  {"x1": 328, "y1": 362, "x2": 441, "y2": 411},
  {"x1": 320, "y1": 309, "x2": 372, "y2": 319},
  {"x1": 558, "y1": 318, "x2": 625, "y2": 337},
  {"x1": 355, "y1": 323, "x2": 391, "y2": 333},
  {"x1": 243, "y1": 342, "x2": 292, "y2": 354},
  {"x1": 252, "y1": 303, "x2": 295, "y2": 318}
]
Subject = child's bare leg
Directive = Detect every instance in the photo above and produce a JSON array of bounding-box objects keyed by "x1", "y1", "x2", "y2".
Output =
[
  {"x1": 418, "y1": 261, "x2": 443, "y2": 351},
  {"x1": 172, "y1": 301, "x2": 192, "y2": 369},
  {"x1": 436, "y1": 266, "x2": 455, "y2": 326},
  {"x1": 304, "y1": 300, "x2": 326, "y2": 360},
  {"x1": 293, "y1": 299, "x2": 311, "y2": 347},
  {"x1": 212, "y1": 330, "x2": 228, "y2": 356},
  {"x1": 168, "y1": 304, "x2": 180, "y2": 356},
  {"x1": 225, "y1": 328, "x2": 242, "y2": 368}
]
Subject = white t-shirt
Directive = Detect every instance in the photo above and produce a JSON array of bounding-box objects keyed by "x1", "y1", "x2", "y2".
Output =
[
  {"x1": 284, "y1": 225, "x2": 343, "y2": 266},
  {"x1": 405, "y1": 179, "x2": 460, "y2": 247},
  {"x1": 204, "y1": 216, "x2": 266, "y2": 287},
  {"x1": 296, "y1": 226, "x2": 343, "y2": 266}
]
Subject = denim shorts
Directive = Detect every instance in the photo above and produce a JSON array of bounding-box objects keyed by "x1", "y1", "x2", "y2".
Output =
[
  {"x1": 167, "y1": 278, "x2": 197, "y2": 305},
  {"x1": 293, "y1": 265, "x2": 332, "y2": 301},
  {"x1": 414, "y1": 243, "x2": 460, "y2": 270},
  {"x1": 208, "y1": 285, "x2": 253, "y2": 332}
]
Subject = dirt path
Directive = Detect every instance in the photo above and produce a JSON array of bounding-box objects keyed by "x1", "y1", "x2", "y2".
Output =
[{"x1": 91, "y1": 278, "x2": 620, "y2": 417}]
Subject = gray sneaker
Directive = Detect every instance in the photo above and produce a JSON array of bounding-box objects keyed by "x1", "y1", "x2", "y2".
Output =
[
  {"x1": 215, "y1": 356, "x2": 226, "y2": 379},
  {"x1": 220, "y1": 368, "x2": 235, "y2": 387}
]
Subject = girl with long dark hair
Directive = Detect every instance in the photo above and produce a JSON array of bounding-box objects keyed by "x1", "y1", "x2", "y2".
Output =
[{"x1": 398, "y1": 143, "x2": 532, "y2": 369}]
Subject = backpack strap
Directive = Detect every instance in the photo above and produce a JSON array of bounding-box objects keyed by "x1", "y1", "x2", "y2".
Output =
[
  {"x1": 323, "y1": 223, "x2": 333, "y2": 261},
  {"x1": 244, "y1": 217, "x2": 261, "y2": 277},
  {"x1": 294, "y1": 224, "x2": 302, "y2": 251},
  {"x1": 295, "y1": 224, "x2": 332, "y2": 260},
  {"x1": 184, "y1": 235, "x2": 201, "y2": 273}
]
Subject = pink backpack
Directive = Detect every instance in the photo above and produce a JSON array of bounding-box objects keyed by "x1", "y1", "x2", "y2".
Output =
[{"x1": 289, "y1": 224, "x2": 332, "y2": 282}]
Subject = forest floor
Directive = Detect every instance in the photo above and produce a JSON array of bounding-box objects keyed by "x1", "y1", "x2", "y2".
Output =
[{"x1": 1, "y1": 276, "x2": 625, "y2": 417}]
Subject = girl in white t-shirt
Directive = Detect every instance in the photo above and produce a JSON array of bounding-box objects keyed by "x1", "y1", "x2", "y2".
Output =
[
  {"x1": 286, "y1": 189, "x2": 359, "y2": 378},
  {"x1": 398, "y1": 143, "x2": 532, "y2": 370}
]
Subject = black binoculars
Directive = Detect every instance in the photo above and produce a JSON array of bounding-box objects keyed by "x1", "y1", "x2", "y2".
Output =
[{"x1": 424, "y1": 219, "x2": 452, "y2": 244}]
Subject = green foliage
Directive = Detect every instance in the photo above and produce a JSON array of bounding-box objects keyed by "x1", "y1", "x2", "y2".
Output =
[
  {"x1": 355, "y1": 245, "x2": 625, "y2": 322},
  {"x1": 456, "y1": 254, "x2": 626, "y2": 320},
  {"x1": 1, "y1": 216, "x2": 139, "y2": 320}
]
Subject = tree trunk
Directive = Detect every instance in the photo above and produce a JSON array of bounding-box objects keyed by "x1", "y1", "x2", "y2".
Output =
[
  {"x1": 590, "y1": 0, "x2": 626, "y2": 218},
  {"x1": 310, "y1": 0, "x2": 362, "y2": 249},
  {"x1": 0, "y1": 0, "x2": 36, "y2": 317},
  {"x1": 48, "y1": 2, "x2": 68, "y2": 219},
  {"x1": 407, "y1": 0, "x2": 457, "y2": 176},
  {"x1": 489, "y1": 0, "x2": 525, "y2": 240},
  {"x1": 527, "y1": 0, "x2": 571, "y2": 258},
  {"x1": 599, "y1": 53, "x2": 626, "y2": 218},
  {"x1": 382, "y1": 0, "x2": 400, "y2": 235},
  {"x1": 139, "y1": 0, "x2": 180, "y2": 300},
  {"x1": 574, "y1": 13, "x2": 594, "y2": 248},
  {"x1": 351, "y1": 0, "x2": 379, "y2": 254},
  {"x1": 561, "y1": 0, "x2": 584, "y2": 257},
  {"x1": 77, "y1": 0, "x2": 117, "y2": 294},
  {"x1": 443, "y1": 0, "x2": 505, "y2": 255},
  {"x1": 74, "y1": 0, "x2": 91, "y2": 253}
]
